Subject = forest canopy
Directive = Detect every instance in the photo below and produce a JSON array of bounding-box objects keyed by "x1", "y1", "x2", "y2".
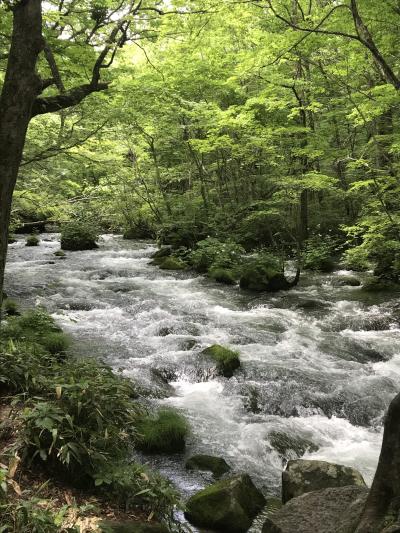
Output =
[{"x1": 1, "y1": 0, "x2": 400, "y2": 282}]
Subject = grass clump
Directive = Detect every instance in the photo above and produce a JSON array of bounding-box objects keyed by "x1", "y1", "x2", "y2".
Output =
[
  {"x1": 0, "y1": 309, "x2": 69, "y2": 357},
  {"x1": 201, "y1": 344, "x2": 240, "y2": 378},
  {"x1": 3, "y1": 299, "x2": 20, "y2": 317},
  {"x1": 0, "y1": 308, "x2": 180, "y2": 523},
  {"x1": 136, "y1": 408, "x2": 189, "y2": 454},
  {"x1": 25, "y1": 234, "x2": 40, "y2": 247}
]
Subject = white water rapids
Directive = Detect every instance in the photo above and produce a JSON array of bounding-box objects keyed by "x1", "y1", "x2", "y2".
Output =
[{"x1": 5, "y1": 234, "x2": 400, "y2": 511}]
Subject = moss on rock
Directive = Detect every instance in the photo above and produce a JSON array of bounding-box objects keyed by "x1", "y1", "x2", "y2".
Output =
[
  {"x1": 268, "y1": 431, "x2": 319, "y2": 459},
  {"x1": 201, "y1": 344, "x2": 240, "y2": 377},
  {"x1": 61, "y1": 221, "x2": 98, "y2": 251},
  {"x1": 158, "y1": 256, "x2": 187, "y2": 270},
  {"x1": 208, "y1": 268, "x2": 236, "y2": 285},
  {"x1": 135, "y1": 409, "x2": 188, "y2": 454},
  {"x1": 362, "y1": 276, "x2": 399, "y2": 292},
  {"x1": 26, "y1": 234, "x2": 40, "y2": 246},
  {"x1": 185, "y1": 454, "x2": 231, "y2": 478},
  {"x1": 185, "y1": 474, "x2": 266, "y2": 532}
]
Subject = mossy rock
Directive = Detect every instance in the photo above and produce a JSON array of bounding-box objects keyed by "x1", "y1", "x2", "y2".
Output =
[
  {"x1": 100, "y1": 521, "x2": 169, "y2": 533},
  {"x1": 61, "y1": 222, "x2": 98, "y2": 251},
  {"x1": 185, "y1": 454, "x2": 231, "y2": 478},
  {"x1": 208, "y1": 268, "x2": 236, "y2": 285},
  {"x1": 362, "y1": 276, "x2": 399, "y2": 292},
  {"x1": 54, "y1": 250, "x2": 66, "y2": 258},
  {"x1": 239, "y1": 266, "x2": 292, "y2": 292},
  {"x1": 158, "y1": 256, "x2": 187, "y2": 270},
  {"x1": 282, "y1": 459, "x2": 367, "y2": 503},
  {"x1": 268, "y1": 431, "x2": 319, "y2": 459},
  {"x1": 201, "y1": 344, "x2": 240, "y2": 378},
  {"x1": 26, "y1": 235, "x2": 40, "y2": 246},
  {"x1": 135, "y1": 409, "x2": 188, "y2": 454},
  {"x1": 185, "y1": 474, "x2": 266, "y2": 532}
]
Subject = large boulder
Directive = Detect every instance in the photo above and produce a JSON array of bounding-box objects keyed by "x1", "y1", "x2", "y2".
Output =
[
  {"x1": 263, "y1": 485, "x2": 368, "y2": 533},
  {"x1": 282, "y1": 459, "x2": 366, "y2": 503},
  {"x1": 200, "y1": 344, "x2": 240, "y2": 377},
  {"x1": 158, "y1": 256, "x2": 187, "y2": 270},
  {"x1": 185, "y1": 454, "x2": 231, "y2": 478},
  {"x1": 185, "y1": 474, "x2": 266, "y2": 532}
]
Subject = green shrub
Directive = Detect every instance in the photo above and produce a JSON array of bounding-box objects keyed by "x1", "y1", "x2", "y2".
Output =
[
  {"x1": 61, "y1": 221, "x2": 99, "y2": 251},
  {"x1": 40, "y1": 332, "x2": 70, "y2": 356},
  {"x1": 157, "y1": 220, "x2": 208, "y2": 249},
  {"x1": 208, "y1": 268, "x2": 236, "y2": 285},
  {"x1": 201, "y1": 345, "x2": 240, "y2": 377},
  {"x1": 26, "y1": 234, "x2": 40, "y2": 247},
  {"x1": 158, "y1": 256, "x2": 187, "y2": 270},
  {"x1": 0, "y1": 310, "x2": 66, "y2": 356},
  {"x1": 3, "y1": 299, "x2": 20, "y2": 316},
  {"x1": 19, "y1": 358, "x2": 142, "y2": 484},
  {"x1": 135, "y1": 409, "x2": 188, "y2": 454},
  {"x1": 123, "y1": 217, "x2": 155, "y2": 239},
  {"x1": 239, "y1": 251, "x2": 283, "y2": 291},
  {"x1": 303, "y1": 236, "x2": 337, "y2": 272},
  {"x1": 342, "y1": 246, "x2": 371, "y2": 271},
  {"x1": 0, "y1": 498, "x2": 72, "y2": 533},
  {"x1": 94, "y1": 462, "x2": 179, "y2": 519},
  {"x1": 189, "y1": 238, "x2": 244, "y2": 273}
]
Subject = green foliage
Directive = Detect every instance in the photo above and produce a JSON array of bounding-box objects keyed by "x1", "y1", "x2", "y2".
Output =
[
  {"x1": 0, "y1": 497, "x2": 75, "y2": 533},
  {"x1": 239, "y1": 251, "x2": 283, "y2": 291},
  {"x1": 189, "y1": 238, "x2": 244, "y2": 273},
  {"x1": 19, "y1": 358, "x2": 141, "y2": 484},
  {"x1": 158, "y1": 256, "x2": 187, "y2": 270},
  {"x1": 0, "y1": 309, "x2": 69, "y2": 358},
  {"x1": 303, "y1": 236, "x2": 337, "y2": 273},
  {"x1": 0, "y1": 308, "x2": 179, "y2": 519},
  {"x1": 208, "y1": 268, "x2": 236, "y2": 285},
  {"x1": 61, "y1": 220, "x2": 99, "y2": 251},
  {"x1": 3, "y1": 299, "x2": 19, "y2": 317},
  {"x1": 135, "y1": 409, "x2": 189, "y2": 454},
  {"x1": 94, "y1": 462, "x2": 179, "y2": 518},
  {"x1": 25, "y1": 235, "x2": 40, "y2": 247}
]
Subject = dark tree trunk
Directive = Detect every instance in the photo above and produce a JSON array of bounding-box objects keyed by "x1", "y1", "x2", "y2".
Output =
[
  {"x1": 356, "y1": 392, "x2": 400, "y2": 533},
  {"x1": 0, "y1": 0, "x2": 44, "y2": 317}
]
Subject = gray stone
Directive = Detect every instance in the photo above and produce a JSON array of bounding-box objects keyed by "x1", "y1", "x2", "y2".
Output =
[
  {"x1": 185, "y1": 454, "x2": 231, "y2": 478},
  {"x1": 282, "y1": 459, "x2": 366, "y2": 503},
  {"x1": 262, "y1": 485, "x2": 368, "y2": 533},
  {"x1": 185, "y1": 474, "x2": 266, "y2": 532}
]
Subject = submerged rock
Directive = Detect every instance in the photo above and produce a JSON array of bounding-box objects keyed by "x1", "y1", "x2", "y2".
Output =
[
  {"x1": 185, "y1": 474, "x2": 266, "y2": 533},
  {"x1": 25, "y1": 234, "x2": 40, "y2": 246},
  {"x1": 263, "y1": 485, "x2": 368, "y2": 533},
  {"x1": 268, "y1": 432, "x2": 318, "y2": 460},
  {"x1": 185, "y1": 454, "x2": 231, "y2": 478},
  {"x1": 282, "y1": 459, "x2": 366, "y2": 503},
  {"x1": 200, "y1": 344, "x2": 240, "y2": 377}
]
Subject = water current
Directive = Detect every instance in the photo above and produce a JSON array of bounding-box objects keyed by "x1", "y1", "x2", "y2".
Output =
[{"x1": 6, "y1": 234, "x2": 400, "y2": 525}]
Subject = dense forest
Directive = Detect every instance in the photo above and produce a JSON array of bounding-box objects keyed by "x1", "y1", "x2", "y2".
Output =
[{"x1": 1, "y1": 1, "x2": 400, "y2": 532}]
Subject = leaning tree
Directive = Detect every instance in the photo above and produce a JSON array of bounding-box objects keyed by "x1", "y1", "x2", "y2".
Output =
[{"x1": 0, "y1": 0, "x2": 207, "y2": 316}]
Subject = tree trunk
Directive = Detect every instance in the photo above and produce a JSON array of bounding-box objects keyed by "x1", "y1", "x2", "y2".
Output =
[
  {"x1": 356, "y1": 392, "x2": 400, "y2": 533},
  {"x1": 0, "y1": 0, "x2": 44, "y2": 317}
]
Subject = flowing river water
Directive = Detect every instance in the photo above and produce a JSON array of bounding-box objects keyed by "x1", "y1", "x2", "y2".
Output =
[{"x1": 5, "y1": 234, "x2": 400, "y2": 527}]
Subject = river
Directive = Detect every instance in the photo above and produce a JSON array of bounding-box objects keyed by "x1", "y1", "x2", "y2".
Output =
[{"x1": 5, "y1": 233, "x2": 400, "y2": 518}]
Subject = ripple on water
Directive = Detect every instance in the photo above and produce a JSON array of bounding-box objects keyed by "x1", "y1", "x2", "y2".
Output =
[{"x1": 5, "y1": 234, "x2": 399, "y2": 504}]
